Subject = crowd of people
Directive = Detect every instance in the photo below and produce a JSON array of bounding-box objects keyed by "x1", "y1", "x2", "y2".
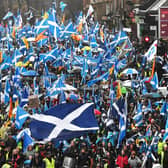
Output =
[{"x1": 0, "y1": 3, "x2": 168, "y2": 168}]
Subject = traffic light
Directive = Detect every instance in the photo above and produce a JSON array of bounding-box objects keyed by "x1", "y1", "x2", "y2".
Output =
[{"x1": 144, "y1": 36, "x2": 150, "y2": 43}]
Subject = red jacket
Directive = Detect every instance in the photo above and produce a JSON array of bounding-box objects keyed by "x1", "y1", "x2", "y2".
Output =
[{"x1": 116, "y1": 155, "x2": 129, "y2": 168}]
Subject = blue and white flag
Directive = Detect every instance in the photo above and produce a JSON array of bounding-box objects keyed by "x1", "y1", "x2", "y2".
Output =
[
  {"x1": 48, "y1": 11, "x2": 61, "y2": 40},
  {"x1": 160, "y1": 101, "x2": 168, "y2": 116},
  {"x1": 29, "y1": 103, "x2": 99, "y2": 142},
  {"x1": 133, "y1": 103, "x2": 143, "y2": 127},
  {"x1": 4, "y1": 79, "x2": 11, "y2": 104},
  {"x1": 87, "y1": 72, "x2": 109, "y2": 87},
  {"x1": 15, "y1": 106, "x2": 30, "y2": 129},
  {"x1": 23, "y1": 132, "x2": 34, "y2": 152},
  {"x1": 110, "y1": 98, "x2": 125, "y2": 120},
  {"x1": 117, "y1": 95, "x2": 127, "y2": 147},
  {"x1": 20, "y1": 87, "x2": 29, "y2": 107}
]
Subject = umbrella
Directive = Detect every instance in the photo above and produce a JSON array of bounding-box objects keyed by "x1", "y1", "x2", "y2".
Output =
[{"x1": 121, "y1": 68, "x2": 138, "y2": 75}]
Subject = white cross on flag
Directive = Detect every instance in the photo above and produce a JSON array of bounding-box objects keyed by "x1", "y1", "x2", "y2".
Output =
[{"x1": 29, "y1": 103, "x2": 99, "y2": 142}]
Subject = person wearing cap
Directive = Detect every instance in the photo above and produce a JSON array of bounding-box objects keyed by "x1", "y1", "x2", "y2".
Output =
[{"x1": 128, "y1": 151, "x2": 141, "y2": 168}]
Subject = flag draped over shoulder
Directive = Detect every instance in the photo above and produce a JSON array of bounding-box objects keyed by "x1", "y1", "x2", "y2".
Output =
[{"x1": 29, "y1": 103, "x2": 99, "y2": 142}]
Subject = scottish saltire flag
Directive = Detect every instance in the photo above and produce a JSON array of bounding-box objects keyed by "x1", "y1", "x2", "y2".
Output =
[
  {"x1": 93, "y1": 22, "x2": 99, "y2": 34},
  {"x1": 14, "y1": 10, "x2": 23, "y2": 28},
  {"x1": 60, "y1": 21, "x2": 76, "y2": 39},
  {"x1": 29, "y1": 103, "x2": 99, "y2": 142},
  {"x1": 37, "y1": 38, "x2": 48, "y2": 48},
  {"x1": 12, "y1": 49, "x2": 23, "y2": 65},
  {"x1": 4, "y1": 79, "x2": 11, "y2": 104},
  {"x1": 15, "y1": 128, "x2": 31, "y2": 142},
  {"x1": 49, "y1": 75, "x2": 65, "y2": 96},
  {"x1": 90, "y1": 34, "x2": 98, "y2": 48},
  {"x1": 163, "y1": 118, "x2": 168, "y2": 142},
  {"x1": 145, "y1": 40, "x2": 157, "y2": 62},
  {"x1": 110, "y1": 31, "x2": 128, "y2": 49},
  {"x1": 60, "y1": 1, "x2": 67, "y2": 12},
  {"x1": 117, "y1": 95, "x2": 127, "y2": 147},
  {"x1": 1, "y1": 55, "x2": 12, "y2": 70},
  {"x1": 20, "y1": 87, "x2": 29, "y2": 107},
  {"x1": 160, "y1": 101, "x2": 168, "y2": 116},
  {"x1": 48, "y1": 10, "x2": 61, "y2": 40},
  {"x1": 110, "y1": 98, "x2": 125, "y2": 120},
  {"x1": 133, "y1": 103, "x2": 143, "y2": 127},
  {"x1": 35, "y1": 19, "x2": 49, "y2": 35},
  {"x1": 23, "y1": 132, "x2": 34, "y2": 152},
  {"x1": 15, "y1": 106, "x2": 30, "y2": 129},
  {"x1": 40, "y1": 47, "x2": 58, "y2": 62},
  {"x1": 87, "y1": 72, "x2": 109, "y2": 87},
  {"x1": 117, "y1": 115, "x2": 126, "y2": 147}
]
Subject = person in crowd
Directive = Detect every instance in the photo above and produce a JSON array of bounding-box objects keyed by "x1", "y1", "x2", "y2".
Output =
[
  {"x1": 116, "y1": 149, "x2": 129, "y2": 168},
  {"x1": 128, "y1": 151, "x2": 141, "y2": 168}
]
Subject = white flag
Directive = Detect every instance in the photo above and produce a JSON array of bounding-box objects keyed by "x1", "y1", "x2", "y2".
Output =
[
  {"x1": 145, "y1": 40, "x2": 157, "y2": 62},
  {"x1": 86, "y1": 5, "x2": 94, "y2": 19}
]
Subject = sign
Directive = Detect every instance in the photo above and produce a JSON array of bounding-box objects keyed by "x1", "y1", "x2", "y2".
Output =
[
  {"x1": 159, "y1": 8, "x2": 168, "y2": 40},
  {"x1": 150, "y1": 26, "x2": 157, "y2": 31},
  {"x1": 139, "y1": 19, "x2": 144, "y2": 24},
  {"x1": 123, "y1": 28, "x2": 132, "y2": 32},
  {"x1": 28, "y1": 95, "x2": 39, "y2": 108}
]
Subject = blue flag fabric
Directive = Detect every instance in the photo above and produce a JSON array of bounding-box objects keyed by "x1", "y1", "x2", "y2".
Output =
[
  {"x1": 87, "y1": 72, "x2": 109, "y2": 87},
  {"x1": 15, "y1": 106, "x2": 30, "y2": 129},
  {"x1": 133, "y1": 103, "x2": 143, "y2": 127},
  {"x1": 23, "y1": 132, "x2": 34, "y2": 152},
  {"x1": 20, "y1": 87, "x2": 29, "y2": 107},
  {"x1": 4, "y1": 79, "x2": 11, "y2": 104},
  {"x1": 29, "y1": 103, "x2": 99, "y2": 142},
  {"x1": 160, "y1": 101, "x2": 168, "y2": 116},
  {"x1": 110, "y1": 98, "x2": 125, "y2": 120}
]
